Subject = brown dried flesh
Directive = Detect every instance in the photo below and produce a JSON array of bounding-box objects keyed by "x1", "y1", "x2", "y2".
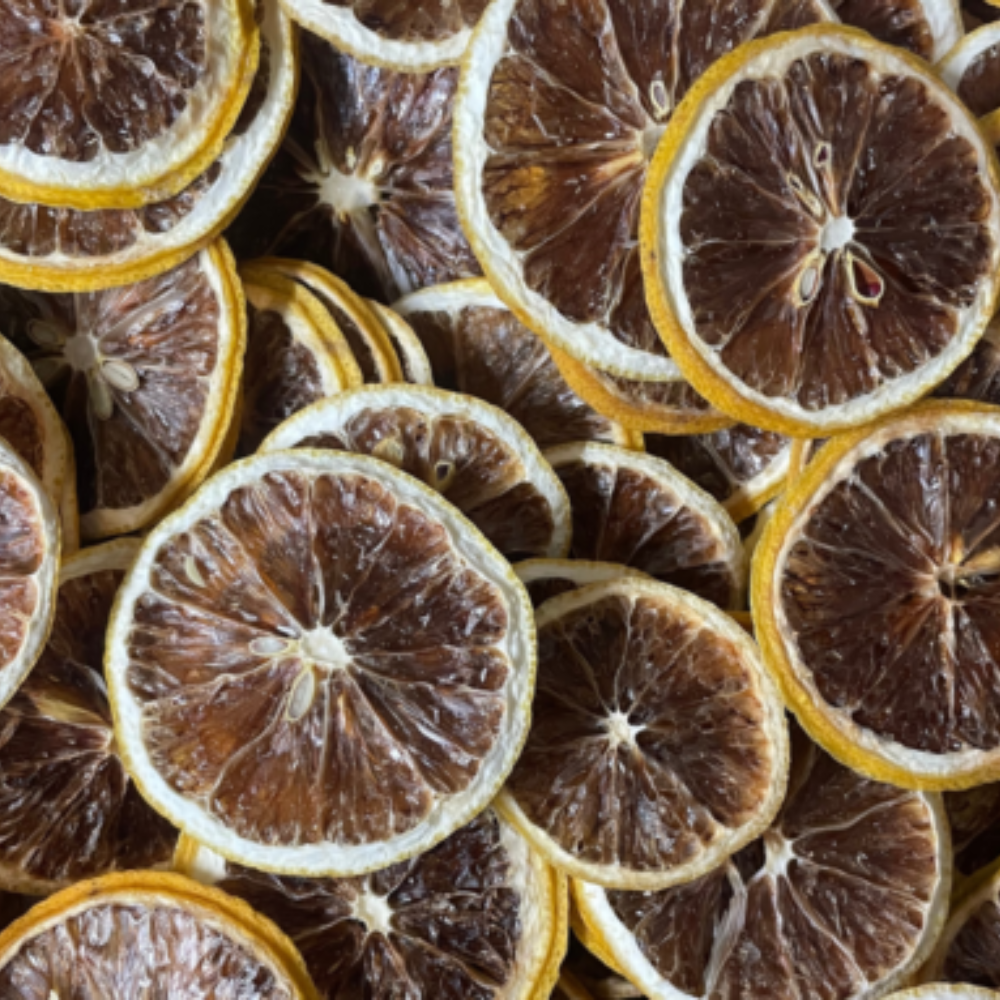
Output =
[
  {"x1": 126, "y1": 467, "x2": 512, "y2": 848},
  {"x1": 507, "y1": 589, "x2": 776, "y2": 873}
]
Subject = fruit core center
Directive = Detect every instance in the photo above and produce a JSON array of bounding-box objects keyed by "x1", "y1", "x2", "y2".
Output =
[
  {"x1": 63, "y1": 331, "x2": 98, "y2": 371},
  {"x1": 605, "y1": 711, "x2": 641, "y2": 748},
  {"x1": 820, "y1": 215, "x2": 855, "y2": 253},
  {"x1": 763, "y1": 830, "x2": 793, "y2": 874},
  {"x1": 302, "y1": 628, "x2": 350, "y2": 671},
  {"x1": 354, "y1": 890, "x2": 393, "y2": 935},
  {"x1": 316, "y1": 166, "x2": 380, "y2": 217}
]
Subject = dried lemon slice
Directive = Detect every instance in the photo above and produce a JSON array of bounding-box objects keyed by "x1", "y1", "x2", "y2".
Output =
[
  {"x1": 886, "y1": 990, "x2": 1000, "y2": 1000},
  {"x1": 754, "y1": 399, "x2": 1000, "y2": 789},
  {"x1": 0, "y1": 0, "x2": 296, "y2": 293},
  {"x1": 106, "y1": 448, "x2": 535, "y2": 876},
  {"x1": 0, "y1": 540, "x2": 177, "y2": 895},
  {"x1": 228, "y1": 35, "x2": 479, "y2": 303},
  {"x1": 514, "y1": 558, "x2": 649, "y2": 608},
  {"x1": 261, "y1": 384, "x2": 572, "y2": 560},
  {"x1": 920, "y1": 859, "x2": 1000, "y2": 985},
  {"x1": 175, "y1": 808, "x2": 565, "y2": 1000},
  {"x1": 833, "y1": 0, "x2": 962, "y2": 59},
  {"x1": 367, "y1": 302, "x2": 435, "y2": 385},
  {"x1": 549, "y1": 348, "x2": 731, "y2": 437},
  {"x1": 395, "y1": 280, "x2": 638, "y2": 449},
  {"x1": 646, "y1": 425, "x2": 791, "y2": 524},
  {"x1": 572, "y1": 724, "x2": 950, "y2": 999},
  {"x1": 238, "y1": 273, "x2": 363, "y2": 455},
  {"x1": 280, "y1": 0, "x2": 484, "y2": 72},
  {"x1": 454, "y1": 0, "x2": 834, "y2": 382},
  {"x1": 941, "y1": 21, "x2": 1000, "y2": 116},
  {"x1": 0, "y1": 241, "x2": 245, "y2": 541},
  {"x1": 545, "y1": 442, "x2": 746, "y2": 609},
  {"x1": 0, "y1": 0, "x2": 259, "y2": 212},
  {"x1": 0, "y1": 871, "x2": 317, "y2": 998},
  {"x1": 499, "y1": 576, "x2": 788, "y2": 889},
  {"x1": 0, "y1": 437, "x2": 58, "y2": 713},
  {"x1": 0, "y1": 334, "x2": 69, "y2": 537},
  {"x1": 555, "y1": 938, "x2": 641, "y2": 1000},
  {"x1": 644, "y1": 25, "x2": 1000, "y2": 436},
  {"x1": 246, "y1": 258, "x2": 403, "y2": 384}
]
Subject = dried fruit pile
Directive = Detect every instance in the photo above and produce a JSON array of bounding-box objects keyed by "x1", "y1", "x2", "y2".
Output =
[{"x1": 2, "y1": 0, "x2": 1000, "y2": 997}]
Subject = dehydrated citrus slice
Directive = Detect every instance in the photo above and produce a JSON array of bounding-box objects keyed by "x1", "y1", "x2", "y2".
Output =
[
  {"x1": 106, "y1": 449, "x2": 535, "y2": 875},
  {"x1": 454, "y1": 0, "x2": 834, "y2": 382},
  {"x1": 395, "y1": 281, "x2": 638, "y2": 449},
  {"x1": 945, "y1": 783, "x2": 1000, "y2": 880},
  {"x1": 0, "y1": 241, "x2": 245, "y2": 541},
  {"x1": 247, "y1": 258, "x2": 403, "y2": 384},
  {"x1": 942, "y1": 22, "x2": 1000, "y2": 116},
  {"x1": 920, "y1": 858, "x2": 1000, "y2": 986},
  {"x1": 261, "y1": 384, "x2": 572, "y2": 561},
  {"x1": 549, "y1": 348, "x2": 731, "y2": 437},
  {"x1": 646, "y1": 425, "x2": 791, "y2": 524},
  {"x1": 557, "y1": 937, "x2": 641, "y2": 1000},
  {"x1": 499, "y1": 576, "x2": 788, "y2": 889},
  {"x1": 545, "y1": 442, "x2": 746, "y2": 609},
  {"x1": 0, "y1": 0, "x2": 259, "y2": 212},
  {"x1": 833, "y1": 0, "x2": 963, "y2": 59},
  {"x1": 786, "y1": 438, "x2": 825, "y2": 480},
  {"x1": 0, "y1": 540, "x2": 177, "y2": 895},
  {"x1": 514, "y1": 558, "x2": 649, "y2": 608},
  {"x1": 0, "y1": 334, "x2": 69, "y2": 534},
  {"x1": 0, "y1": 0, "x2": 296, "y2": 293},
  {"x1": 281, "y1": 0, "x2": 484, "y2": 73},
  {"x1": 935, "y1": 313, "x2": 1000, "y2": 406},
  {"x1": 0, "y1": 437, "x2": 58, "y2": 713},
  {"x1": 367, "y1": 301, "x2": 435, "y2": 385},
  {"x1": 643, "y1": 25, "x2": 1000, "y2": 436},
  {"x1": 0, "y1": 871, "x2": 317, "y2": 998},
  {"x1": 754, "y1": 399, "x2": 1000, "y2": 790},
  {"x1": 175, "y1": 807, "x2": 565, "y2": 1000},
  {"x1": 227, "y1": 34, "x2": 480, "y2": 303},
  {"x1": 572, "y1": 724, "x2": 950, "y2": 999},
  {"x1": 238, "y1": 273, "x2": 363, "y2": 456}
]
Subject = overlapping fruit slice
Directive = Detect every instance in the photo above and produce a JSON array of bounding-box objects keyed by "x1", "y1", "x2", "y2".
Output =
[
  {"x1": 0, "y1": 0, "x2": 296, "y2": 293},
  {"x1": 454, "y1": 0, "x2": 833, "y2": 383},
  {"x1": 228, "y1": 34, "x2": 480, "y2": 303},
  {"x1": 886, "y1": 991, "x2": 1000, "y2": 1000},
  {"x1": 514, "y1": 559, "x2": 648, "y2": 608},
  {"x1": 367, "y1": 302, "x2": 435, "y2": 384},
  {"x1": 175, "y1": 807, "x2": 565, "y2": 1000},
  {"x1": 238, "y1": 272, "x2": 362, "y2": 455},
  {"x1": 0, "y1": 540, "x2": 177, "y2": 894},
  {"x1": 0, "y1": 0, "x2": 259, "y2": 212},
  {"x1": 0, "y1": 437, "x2": 58, "y2": 714},
  {"x1": 0, "y1": 241, "x2": 245, "y2": 541},
  {"x1": 545, "y1": 442, "x2": 745, "y2": 608},
  {"x1": 935, "y1": 312, "x2": 1000, "y2": 406},
  {"x1": 754, "y1": 400, "x2": 1000, "y2": 789},
  {"x1": 0, "y1": 334, "x2": 72, "y2": 544},
  {"x1": 945, "y1": 782, "x2": 1000, "y2": 880},
  {"x1": 248, "y1": 258, "x2": 404, "y2": 384},
  {"x1": 643, "y1": 25, "x2": 1000, "y2": 435},
  {"x1": 261, "y1": 384, "x2": 572, "y2": 560},
  {"x1": 646, "y1": 425, "x2": 791, "y2": 524},
  {"x1": 920, "y1": 856, "x2": 1000, "y2": 986},
  {"x1": 106, "y1": 449, "x2": 534, "y2": 875},
  {"x1": 396, "y1": 280, "x2": 636, "y2": 449},
  {"x1": 500, "y1": 576, "x2": 789, "y2": 889},
  {"x1": 572, "y1": 724, "x2": 950, "y2": 999},
  {"x1": 941, "y1": 21, "x2": 1000, "y2": 116},
  {"x1": 832, "y1": 0, "x2": 962, "y2": 59},
  {"x1": 556, "y1": 938, "x2": 641, "y2": 1000},
  {"x1": 550, "y1": 349, "x2": 730, "y2": 436},
  {"x1": 282, "y1": 0, "x2": 486, "y2": 72},
  {"x1": 0, "y1": 871, "x2": 316, "y2": 998}
]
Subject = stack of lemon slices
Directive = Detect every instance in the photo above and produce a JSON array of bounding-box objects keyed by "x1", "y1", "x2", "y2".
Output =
[{"x1": 4, "y1": 0, "x2": 1000, "y2": 996}]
